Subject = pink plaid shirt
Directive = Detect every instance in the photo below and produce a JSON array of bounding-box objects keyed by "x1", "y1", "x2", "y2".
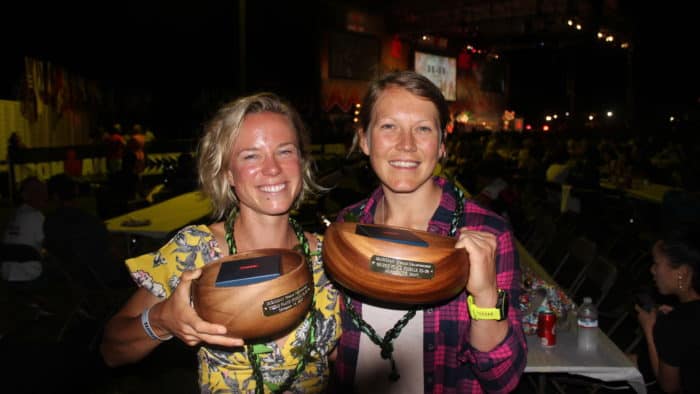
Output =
[{"x1": 332, "y1": 177, "x2": 527, "y2": 393}]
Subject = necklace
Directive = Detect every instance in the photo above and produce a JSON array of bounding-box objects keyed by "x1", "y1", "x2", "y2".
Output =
[
  {"x1": 224, "y1": 208, "x2": 317, "y2": 394},
  {"x1": 344, "y1": 182, "x2": 465, "y2": 381}
]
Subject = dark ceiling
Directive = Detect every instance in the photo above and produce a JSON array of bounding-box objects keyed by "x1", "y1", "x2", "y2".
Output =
[
  {"x1": 2, "y1": 0, "x2": 697, "y2": 133},
  {"x1": 341, "y1": 0, "x2": 637, "y2": 51}
]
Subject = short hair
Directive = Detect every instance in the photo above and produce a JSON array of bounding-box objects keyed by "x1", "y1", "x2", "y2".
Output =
[
  {"x1": 47, "y1": 174, "x2": 78, "y2": 201},
  {"x1": 660, "y1": 227, "x2": 700, "y2": 294},
  {"x1": 19, "y1": 176, "x2": 44, "y2": 199},
  {"x1": 197, "y1": 92, "x2": 322, "y2": 219},
  {"x1": 357, "y1": 71, "x2": 450, "y2": 145}
]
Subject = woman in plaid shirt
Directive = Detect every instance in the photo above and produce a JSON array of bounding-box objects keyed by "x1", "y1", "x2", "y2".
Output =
[{"x1": 330, "y1": 71, "x2": 526, "y2": 393}]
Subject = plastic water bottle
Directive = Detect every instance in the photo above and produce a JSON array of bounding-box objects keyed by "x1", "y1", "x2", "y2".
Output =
[{"x1": 577, "y1": 297, "x2": 598, "y2": 351}]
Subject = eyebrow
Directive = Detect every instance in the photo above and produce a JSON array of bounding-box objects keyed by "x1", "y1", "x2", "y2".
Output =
[
  {"x1": 375, "y1": 115, "x2": 438, "y2": 124},
  {"x1": 235, "y1": 142, "x2": 298, "y2": 156},
  {"x1": 276, "y1": 142, "x2": 298, "y2": 149}
]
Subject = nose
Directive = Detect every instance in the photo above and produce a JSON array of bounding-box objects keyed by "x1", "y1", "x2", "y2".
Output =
[
  {"x1": 396, "y1": 130, "x2": 417, "y2": 152},
  {"x1": 261, "y1": 155, "x2": 281, "y2": 176}
]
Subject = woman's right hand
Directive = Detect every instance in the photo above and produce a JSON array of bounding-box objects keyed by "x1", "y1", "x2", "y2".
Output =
[{"x1": 152, "y1": 269, "x2": 245, "y2": 347}]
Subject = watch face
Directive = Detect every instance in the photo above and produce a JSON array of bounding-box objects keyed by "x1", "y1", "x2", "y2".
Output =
[{"x1": 498, "y1": 290, "x2": 509, "y2": 321}]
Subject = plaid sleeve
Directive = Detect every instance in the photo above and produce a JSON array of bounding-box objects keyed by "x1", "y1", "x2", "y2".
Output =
[{"x1": 461, "y1": 228, "x2": 527, "y2": 392}]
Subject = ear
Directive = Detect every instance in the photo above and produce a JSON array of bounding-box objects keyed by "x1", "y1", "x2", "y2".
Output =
[
  {"x1": 358, "y1": 129, "x2": 370, "y2": 156},
  {"x1": 439, "y1": 141, "x2": 446, "y2": 159},
  {"x1": 679, "y1": 264, "x2": 691, "y2": 279},
  {"x1": 226, "y1": 169, "x2": 235, "y2": 187}
]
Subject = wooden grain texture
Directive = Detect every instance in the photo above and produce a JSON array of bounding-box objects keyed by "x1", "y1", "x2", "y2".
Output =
[
  {"x1": 323, "y1": 222, "x2": 469, "y2": 305},
  {"x1": 192, "y1": 249, "x2": 313, "y2": 340}
]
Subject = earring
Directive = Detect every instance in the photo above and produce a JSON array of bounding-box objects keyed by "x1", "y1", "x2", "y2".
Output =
[{"x1": 678, "y1": 275, "x2": 684, "y2": 290}]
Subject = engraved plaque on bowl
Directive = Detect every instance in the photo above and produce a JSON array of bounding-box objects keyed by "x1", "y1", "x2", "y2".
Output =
[{"x1": 369, "y1": 255, "x2": 435, "y2": 279}]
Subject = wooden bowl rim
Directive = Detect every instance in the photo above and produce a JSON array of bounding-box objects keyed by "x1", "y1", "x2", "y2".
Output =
[
  {"x1": 323, "y1": 222, "x2": 469, "y2": 304},
  {"x1": 328, "y1": 222, "x2": 460, "y2": 257},
  {"x1": 197, "y1": 248, "x2": 310, "y2": 290}
]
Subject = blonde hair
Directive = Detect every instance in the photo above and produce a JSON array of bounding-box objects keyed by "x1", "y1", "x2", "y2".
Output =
[{"x1": 197, "y1": 93, "x2": 322, "y2": 219}]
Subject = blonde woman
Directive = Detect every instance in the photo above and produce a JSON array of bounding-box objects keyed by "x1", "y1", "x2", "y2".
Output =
[{"x1": 101, "y1": 93, "x2": 341, "y2": 393}]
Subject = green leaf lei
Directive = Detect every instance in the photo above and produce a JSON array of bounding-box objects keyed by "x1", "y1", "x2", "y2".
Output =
[
  {"x1": 343, "y1": 182, "x2": 465, "y2": 381},
  {"x1": 224, "y1": 208, "x2": 318, "y2": 393}
]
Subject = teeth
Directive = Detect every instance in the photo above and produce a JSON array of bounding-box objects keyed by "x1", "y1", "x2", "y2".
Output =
[
  {"x1": 259, "y1": 184, "x2": 285, "y2": 192},
  {"x1": 389, "y1": 160, "x2": 418, "y2": 168}
]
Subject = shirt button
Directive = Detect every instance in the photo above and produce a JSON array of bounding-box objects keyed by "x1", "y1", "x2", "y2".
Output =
[
  {"x1": 426, "y1": 308, "x2": 433, "y2": 313},
  {"x1": 426, "y1": 375, "x2": 434, "y2": 385},
  {"x1": 426, "y1": 343, "x2": 435, "y2": 351}
]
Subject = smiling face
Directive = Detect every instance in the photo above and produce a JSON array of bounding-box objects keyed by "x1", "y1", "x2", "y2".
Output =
[
  {"x1": 226, "y1": 112, "x2": 302, "y2": 217},
  {"x1": 360, "y1": 86, "x2": 445, "y2": 195}
]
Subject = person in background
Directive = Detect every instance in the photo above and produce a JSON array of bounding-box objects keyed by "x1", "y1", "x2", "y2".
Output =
[
  {"x1": 97, "y1": 150, "x2": 146, "y2": 219},
  {"x1": 1, "y1": 176, "x2": 48, "y2": 282},
  {"x1": 143, "y1": 127, "x2": 157, "y2": 151},
  {"x1": 331, "y1": 71, "x2": 526, "y2": 393},
  {"x1": 100, "y1": 93, "x2": 341, "y2": 393},
  {"x1": 636, "y1": 227, "x2": 700, "y2": 393},
  {"x1": 105, "y1": 123, "x2": 126, "y2": 174},
  {"x1": 7, "y1": 132, "x2": 27, "y2": 159},
  {"x1": 545, "y1": 148, "x2": 571, "y2": 185},
  {"x1": 473, "y1": 157, "x2": 523, "y2": 229},
  {"x1": 44, "y1": 174, "x2": 126, "y2": 288},
  {"x1": 126, "y1": 123, "x2": 147, "y2": 175},
  {"x1": 7, "y1": 132, "x2": 28, "y2": 201},
  {"x1": 158, "y1": 152, "x2": 199, "y2": 200}
]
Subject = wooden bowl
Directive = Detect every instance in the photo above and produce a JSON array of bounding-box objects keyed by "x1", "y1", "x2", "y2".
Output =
[
  {"x1": 323, "y1": 222, "x2": 469, "y2": 305},
  {"x1": 192, "y1": 249, "x2": 313, "y2": 340}
]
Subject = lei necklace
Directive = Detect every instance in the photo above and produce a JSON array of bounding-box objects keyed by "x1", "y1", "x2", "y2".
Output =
[
  {"x1": 343, "y1": 183, "x2": 465, "y2": 381},
  {"x1": 225, "y1": 209, "x2": 318, "y2": 394}
]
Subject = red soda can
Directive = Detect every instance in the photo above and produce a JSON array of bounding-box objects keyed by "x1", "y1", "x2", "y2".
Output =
[{"x1": 537, "y1": 311, "x2": 557, "y2": 347}]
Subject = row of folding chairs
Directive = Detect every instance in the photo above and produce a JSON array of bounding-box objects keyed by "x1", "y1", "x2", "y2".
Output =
[{"x1": 517, "y1": 201, "x2": 656, "y2": 337}]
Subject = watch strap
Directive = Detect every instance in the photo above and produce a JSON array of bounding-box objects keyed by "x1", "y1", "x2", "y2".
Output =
[{"x1": 467, "y1": 289, "x2": 508, "y2": 321}]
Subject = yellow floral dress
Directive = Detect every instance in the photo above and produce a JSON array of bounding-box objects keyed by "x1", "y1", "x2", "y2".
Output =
[{"x1": 126, "y1": 225, "x2": 341, "y2": 393}]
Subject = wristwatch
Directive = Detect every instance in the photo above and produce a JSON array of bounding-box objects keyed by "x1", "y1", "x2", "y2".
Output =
[{"x1": 467, "y1": 289, "x2": 508, "y2": 321}]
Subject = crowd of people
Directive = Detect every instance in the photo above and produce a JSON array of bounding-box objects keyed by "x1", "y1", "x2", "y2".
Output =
[{"x1": 1, "y1": 71, "x2": 698, "y2": 393}]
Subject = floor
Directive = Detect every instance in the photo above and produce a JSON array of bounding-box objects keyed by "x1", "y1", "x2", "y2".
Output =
[{"x1": 1, "y1": 308, "x2": 199, "y2": 394}]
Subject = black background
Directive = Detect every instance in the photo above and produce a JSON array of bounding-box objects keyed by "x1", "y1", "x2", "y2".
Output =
[{"x1": 2, "y1": 1, "x2": 697, "y2": 136}]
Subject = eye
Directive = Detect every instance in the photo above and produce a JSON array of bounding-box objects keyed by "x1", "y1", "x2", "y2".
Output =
[
  {"x1": 417, "y1": 126, "x2": 434, "y2": 133},
  {"x1": 379, "y1": 123, "x2": 396, "y2": 130},
  {"x1": 242, "y1": 153, "x2": 260, "y2": 161}
]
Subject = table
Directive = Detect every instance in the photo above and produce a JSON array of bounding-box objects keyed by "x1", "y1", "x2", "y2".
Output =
[
  {"x1": 517, "y1": 241, "x2": 646, "y2": 393},
  {"x1": 526, "y1": 329, "x2": 646, "y2": 393},
  {"x1": 105, "y1": 191, "x2": 212, "y2": 239},
  {"x1": 600, "y1": 180, "x2": 677, "y2": 204}
]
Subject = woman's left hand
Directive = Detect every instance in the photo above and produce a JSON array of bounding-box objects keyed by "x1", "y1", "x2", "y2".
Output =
[
  {"x1": 636, "y1": 303, "x2": 673, "y2": 334},
  {"x1": 455, "y1": 229, "x2": 498, "y2": 301},
  {"x1": 635, "y1": 304, "x2": 657, "y2": 334}
]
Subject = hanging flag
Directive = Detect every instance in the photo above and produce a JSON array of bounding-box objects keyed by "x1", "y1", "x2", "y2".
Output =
[{"x1": 20, "y1": 57, "x2": 38, "y2": 122}]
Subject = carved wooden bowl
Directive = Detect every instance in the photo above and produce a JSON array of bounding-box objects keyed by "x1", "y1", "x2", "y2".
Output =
[
  {"x1": 323, "y1": 222, "x2": 469, "y2": 305},
  {"x1": 192, "y1": 249, "x2": 313, "y2": 340}
]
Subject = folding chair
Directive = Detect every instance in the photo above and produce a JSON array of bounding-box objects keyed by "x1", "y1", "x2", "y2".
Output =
[
  {"x1": 0, "y1": 243, "x2": 47, "y2": 326},
  {"x1": 552, "y1": 236, "x2": 597, "y2": 294},
  {"x1": 538, "y1": 215, "x2": 579, "y2": 274},
  {"x1": 41, "y1": 250, "x2": 132, "y2": 344},
  {"x1": 547, "y1": 257, "x2": 626, "y2": 394},
  {"x1": 523, "y1": 214, "x2": 557, "y2": 261},
  {"x1": 570, "y1": 255, "x2": 618, "y2": 309}
]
